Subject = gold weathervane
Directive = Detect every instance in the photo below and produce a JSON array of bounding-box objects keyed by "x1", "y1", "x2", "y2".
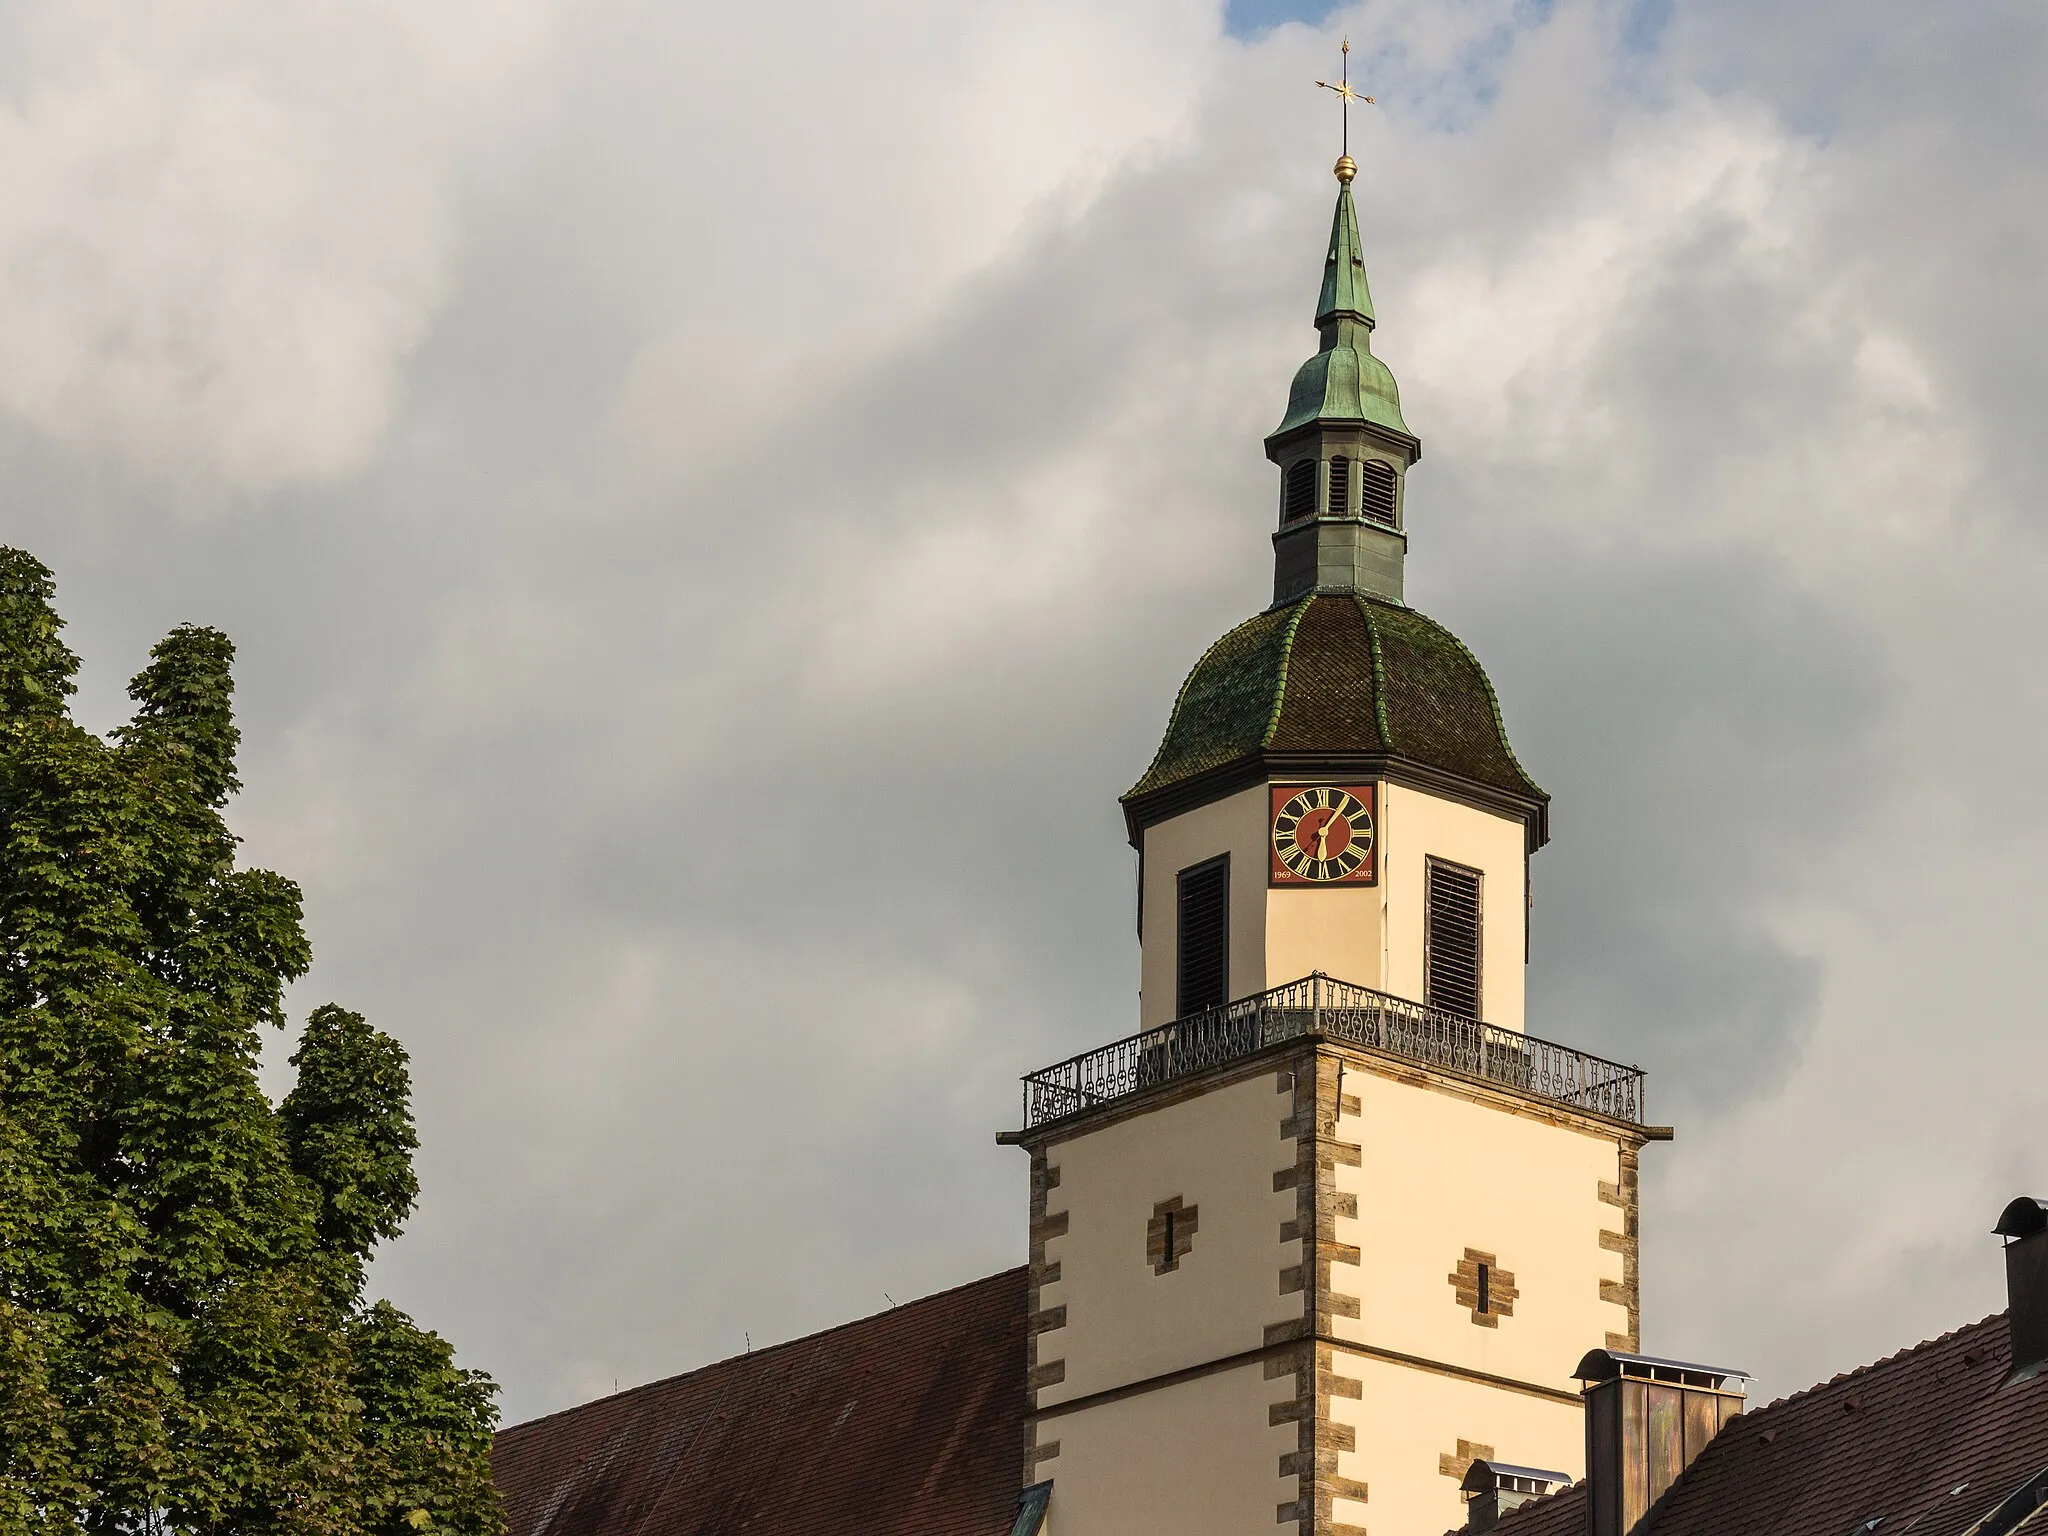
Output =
[{"x1": 1314, "y1": 37, "x2": 1374, "y2": 183}]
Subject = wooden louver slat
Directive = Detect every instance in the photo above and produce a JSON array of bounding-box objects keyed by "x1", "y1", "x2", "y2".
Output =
[
  {"x1": 1327, "y1": 457, "x2": 1350, "y2": 518},
  {"x1": 1360, "y1": 459, "x2": 1398, "y2": 526},
  {"x1": 1283, "y1": 459, "x2": 1317, "y2": 524},
  {"x1": 1425, "y1": 859, "x2": 1482, "y2": 1019},
  {"x1": 1176, "y1": 857, "x2": 1230, "y2": 1017}
]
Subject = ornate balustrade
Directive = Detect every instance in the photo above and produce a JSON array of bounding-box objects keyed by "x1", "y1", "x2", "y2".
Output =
[{"x1": 1020, "y1": 973, "x2": 1644, "y2": 1130}]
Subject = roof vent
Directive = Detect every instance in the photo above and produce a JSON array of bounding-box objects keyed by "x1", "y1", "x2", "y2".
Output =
[
  {"x1": 1359, "y1": 458, "x2": 1397, "y2": 526},
  {"x1": 1283, "y1": 459, "x2": 1317, "y2": 524},
  {"x1": 1575, "y1": 1350, "x2": 1749, "y2": 1536},
  {"x1": 1996, "y1": 1196, "x2": 2048, "y2": 1385},
  {"x1": 1459, "y1": 1461, "x2": 1571, "y2": 1533}
]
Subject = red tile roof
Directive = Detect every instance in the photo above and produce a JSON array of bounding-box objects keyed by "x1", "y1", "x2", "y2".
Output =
[
  {"x1": 1485, "y1": 1483, "x2": 1586, "y2": 1536},
  {"x1": 1495, "y1": 1311, "x2": 2048, "y2": 1536},
  {"x1": 493, "y1": 1268, "x2": 1029, "y2": 1536}
]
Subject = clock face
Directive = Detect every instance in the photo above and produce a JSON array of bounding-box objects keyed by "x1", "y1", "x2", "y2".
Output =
[{"x1": 1270, "y1": 784, "x2": 1377, "y2": 885}]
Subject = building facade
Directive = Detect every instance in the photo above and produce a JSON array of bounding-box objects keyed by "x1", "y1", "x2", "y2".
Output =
[
  {"x1": 488, "y1": 151, "x2": 1717, "y2": 1536},
  {"x1": 1000, "y1": 154, "x2": 1666, "y2": 1536},
  {"x1": 488, "y1": 145, "x2": 2048, "y2": 1536}
]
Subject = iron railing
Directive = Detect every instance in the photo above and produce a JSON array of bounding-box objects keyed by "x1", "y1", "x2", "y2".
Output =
[{"x1": 1020, "y1": 973, "x2": 1644, "y2": 1129}]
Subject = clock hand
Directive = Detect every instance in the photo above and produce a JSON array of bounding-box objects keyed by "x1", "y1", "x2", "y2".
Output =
[{"x1": 1315, "y1": 811, "x2": 1334, "y2": 859}]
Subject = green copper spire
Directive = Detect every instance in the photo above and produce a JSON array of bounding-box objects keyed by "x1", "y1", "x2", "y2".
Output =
[
  {"x1": 1265, "y1": 157, "x2": 1421, "y2": 609},
  {"x1": 1271, "y1": 166, "x2": 1409, "y2": 440},
  {"x1": 1316, "y1": 179, "x2": 1376, "y2": 327}
]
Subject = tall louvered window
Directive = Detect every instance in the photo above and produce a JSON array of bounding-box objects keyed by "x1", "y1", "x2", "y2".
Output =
[
  {"x1": 1283, "y1": 459, "x2": 1317, "y2": 524},
  {"x1": 1425, "y1": 859, "x2": 1482, "y2": 1019},
  {"x1": 1326, "y1": 456, "x2": 1350, "y2": 517},
  {"x1": 1360, "y1": 458, "x2": 1398, "y2": 526},
  {"x1": 1176, "y1": 856, "x2": 1230, "y2": 1018}
]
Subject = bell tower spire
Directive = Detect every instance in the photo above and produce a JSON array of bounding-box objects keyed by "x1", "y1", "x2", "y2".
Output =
[
  {"x1": 1266, "y1": 71, "x2": 1419, "y2": 608},
  {"x1": 1003, "y1": 65, "x2": 1657, "y2": 1536},
  {"x1": 1316, "y1": 163, "x2": 1376, "y2": 327}
]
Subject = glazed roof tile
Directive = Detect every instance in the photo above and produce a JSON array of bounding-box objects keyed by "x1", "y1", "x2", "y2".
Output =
[
  {"x1": 1480, "y1": 1482, "x2": 1586, "y2": 1536},
  {"x1": 1125, "y1": 592, "x2": 1545, "y2": 812},
  {"x1": 492, "y1": 1268, "x2": 1027, "y2": 1536}
]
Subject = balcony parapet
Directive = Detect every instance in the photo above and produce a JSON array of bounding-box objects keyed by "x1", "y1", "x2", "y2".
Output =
[{"x1": 1018, "y1": 972, "x2": 1645, "y2": 1131}]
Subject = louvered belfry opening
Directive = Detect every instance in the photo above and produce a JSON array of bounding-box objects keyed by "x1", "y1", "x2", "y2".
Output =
[
  {"x1": 1425, "y1": 858, "x2": 1482, "y2": 1019},
  {"x1": 1326, "y1": 456, "x2": 1350, "y2": 517},
  {"x1": 1360, "y1": 458, "x2": 1398, "y2": 526},
  {"x1": 1176, "y1": 856, "x2": 1230, "y2": 1018},
  {"x1": 1283, "y1": 459, "x2": 1317, "y2": 524}
]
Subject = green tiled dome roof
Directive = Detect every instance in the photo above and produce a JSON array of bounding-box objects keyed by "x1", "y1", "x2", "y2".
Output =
[{"x1": 1124, "y1": 592, "x2": 1545, "y2": 811}]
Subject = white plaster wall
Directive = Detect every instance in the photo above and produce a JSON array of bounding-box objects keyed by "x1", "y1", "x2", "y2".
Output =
[
  {"x1": 1380, "y1": 781, "x2": 1528, "y2": 1027},
  {"x1": 1331, "y1": 1351, "x2": 1586, "y2": 1536},
  {"x1": 1329, "y1": 1062, "x2": 1630, "y2": 1388},
  {"x1": 1037, "y1": 1364, "x2": 1297, "y2": 1536},
  {"x1": 1038, "y1": 1068, "x2": 1299, "y2": 1404},
  {"x1": 1139, "y1": 779, "x2": 1528, "y2": 1034},
  {"x1": 1265, "y1": 876, "x2": 1383, "y2": 994},
  {"x1": 1138, "y1": 785, "x2": 1267, "y2": 1029}
]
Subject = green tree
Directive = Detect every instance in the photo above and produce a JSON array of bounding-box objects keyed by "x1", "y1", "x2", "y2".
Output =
[{"x1": 0, "y1": 549, "x2": 502, "y2": 1534}]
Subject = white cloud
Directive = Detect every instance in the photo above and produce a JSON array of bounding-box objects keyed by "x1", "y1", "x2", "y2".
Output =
[{"x1": 0, "y1": 1, "x2": 552, "y2": 490}]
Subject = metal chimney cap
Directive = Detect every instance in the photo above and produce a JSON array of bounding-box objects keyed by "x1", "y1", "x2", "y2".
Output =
[
  {"x1": 1994, "y1": 1197, "x2": 2048, "y2": 1240},
  {"x1": 1573, "y1": 1348, "x2": 1751, "y2": 1388},
  {"x1": 1460, "y1": 1461, "x2": 1573, "y2": 1495}
]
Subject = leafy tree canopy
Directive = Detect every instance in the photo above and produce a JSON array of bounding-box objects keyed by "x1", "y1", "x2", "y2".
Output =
[{"x1": 0, "y1": 549, "x2": 502, "y2": 1534}]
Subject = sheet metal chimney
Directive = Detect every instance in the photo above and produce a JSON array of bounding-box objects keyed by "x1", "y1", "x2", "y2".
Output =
[
  {"x1": 1461, "y1": 1461, "x2": 1572, "y2": 1532},
  {"x1": 1996, "y1": 1196, "x2": 2048, "y2": 1386},
  {"x1": 1575, "y1": 1350, "x2": 1747, "y2": 1536}
]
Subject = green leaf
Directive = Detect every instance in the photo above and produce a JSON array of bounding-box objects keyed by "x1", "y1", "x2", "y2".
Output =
[{"x1": 0, "y1": 551, "x2": 503, "y2": 1533}]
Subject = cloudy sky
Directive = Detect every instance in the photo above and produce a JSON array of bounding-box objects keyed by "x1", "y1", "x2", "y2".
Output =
[{"x1": 6, "y1": 0, "x2": 2047, "y2": 1419}]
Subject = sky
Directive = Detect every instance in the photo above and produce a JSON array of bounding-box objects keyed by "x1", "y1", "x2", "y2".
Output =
[{"x1": 3, "y1": 0, "x2": 2046, "y2": 1421}]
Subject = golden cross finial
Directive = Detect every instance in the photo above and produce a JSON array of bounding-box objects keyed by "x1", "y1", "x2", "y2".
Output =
[{"x1": 1315, "y1": 37, "x2": 1375, "y2": 179}]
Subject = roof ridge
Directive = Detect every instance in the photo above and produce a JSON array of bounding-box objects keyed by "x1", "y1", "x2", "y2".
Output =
[
  {"x1": 1258, "y1": 596, "x2": 1313, "y2": 750},
  {"x1": 1350, "y1": 591, "x2": 1394, "y2": 751},
  {"x1": 1127, "y1": 623, "x2": 1241, "y2": 794},
  {"x1": 1507, "y1": 1480, "x2": 1583, "y2": 1510},
  {"x1": 499, "y1": 1265, "x2": 1028, "y2": 1436},
  {"x1": 1364, "y1": 595, "x2": 1546, "y2": 801},
  {"x1": 1489, "y1": 1477, "x2": 1586, "y2": 1536},
  {"x1": 1751, "y1": 1311, "x2": 2008, "y2": 1414}
]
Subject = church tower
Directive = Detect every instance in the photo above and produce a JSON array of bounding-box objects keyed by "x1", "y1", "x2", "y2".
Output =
[{"x1": 1003, "y1": 154, "x2": 1668, "y2": 1536}]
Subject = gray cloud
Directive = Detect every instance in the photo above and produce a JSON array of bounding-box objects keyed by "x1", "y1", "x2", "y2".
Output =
[{"x1": 4, "y1": 0, "x2": 2046, "y2": 1421}]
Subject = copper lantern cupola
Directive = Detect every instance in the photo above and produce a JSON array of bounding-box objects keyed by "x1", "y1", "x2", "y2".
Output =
[{"x1": 1265, "y1": 159, "x2": 1420, "y2": 606}]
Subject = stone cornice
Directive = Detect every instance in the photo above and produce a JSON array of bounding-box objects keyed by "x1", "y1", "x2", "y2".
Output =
[{"x1": 1119, "y1": 750, "x2": 1551, "y2": 854}]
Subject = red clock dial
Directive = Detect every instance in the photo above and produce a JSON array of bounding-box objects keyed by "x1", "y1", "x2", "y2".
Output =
[{"x1": 1269, "y1": 784, "x2": 1377, "y2": 885}]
